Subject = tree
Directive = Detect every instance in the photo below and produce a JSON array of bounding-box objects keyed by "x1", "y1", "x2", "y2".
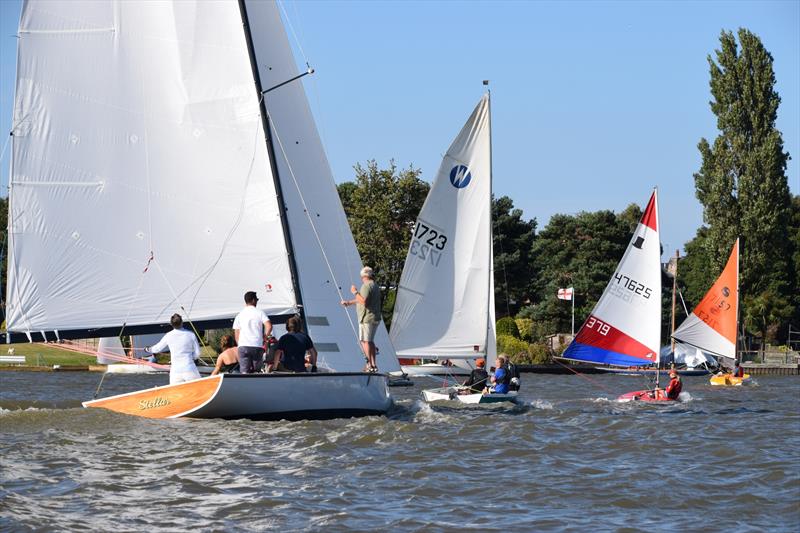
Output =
[
  {"x1": 493, "y1": 196, "x2": 537, "y2": 317},
  {"x1": 337, "y1": 160, "x2": 429, "y2": 324},
  {"x1": 521, "y1": 205, "x2": 641, "y2": 338},
  {"x1": 693, "y1": 28, "x2": 794, "y2": 339}
]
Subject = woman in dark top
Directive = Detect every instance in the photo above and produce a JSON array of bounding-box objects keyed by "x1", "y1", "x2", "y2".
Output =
[
  {"x1": 211, "y1": 334, "x2": 240, "y2": 375},
  {"x1": 461, "y1": 358, "x2": 489, "y2": 393},
  {"x1": 270, "y1": 316, "x2": 318, "y2": 373}
]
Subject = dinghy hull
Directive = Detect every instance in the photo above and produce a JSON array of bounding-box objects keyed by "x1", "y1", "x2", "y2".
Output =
[
  {"x1": 709, "y1": 373, "x2": 751, "y2": 386},
  {"x1": 422, "y1": 387, "x2": 517, "y2": 405},
  {"x1": 617, "y1": 388, "x2": 676, "y2": 402},
  {"x1": 83, "y1": 373, "x2": 392, "y2": 420}
]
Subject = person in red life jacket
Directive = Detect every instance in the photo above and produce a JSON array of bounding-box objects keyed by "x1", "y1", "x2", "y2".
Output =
[
  {"x1": 665, "y1": 369, "x2": 682, "y2": 400},
  {"x1": 732, "y1": 361, "x2": 744, "y2": 378}
]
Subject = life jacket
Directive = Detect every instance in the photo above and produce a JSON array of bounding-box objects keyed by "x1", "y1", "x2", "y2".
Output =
[
  {"x1": 733, "y1": 366, "x2": 744, "y2": 378},
  {"x1": 506, "y1": 362, "x2": 521, "y2": 391},
  {"x1": 665, "y1": 377, "x2": 682, "y2": 400}
]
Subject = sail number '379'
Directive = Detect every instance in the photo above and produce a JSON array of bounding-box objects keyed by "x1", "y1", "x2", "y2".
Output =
[{"x1": 410, "y1": 220, "x2": 448, "y2": 267}]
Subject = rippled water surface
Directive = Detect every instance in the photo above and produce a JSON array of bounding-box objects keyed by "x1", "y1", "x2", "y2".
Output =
[{"x1": 1, "y1": 371, "x2": 799, "y2": 532}]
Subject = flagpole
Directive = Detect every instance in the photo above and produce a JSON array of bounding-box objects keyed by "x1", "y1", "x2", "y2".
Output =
[{"x1": 571, "y1": 288, "x2": 575, "y2": 338}]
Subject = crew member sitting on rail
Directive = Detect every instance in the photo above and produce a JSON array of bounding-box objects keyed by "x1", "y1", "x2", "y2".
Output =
[
  {"x1": 211, "y1": 334, "x2": 240, "y2": 375},
  {"x1": 269, "y1": 316, "x2": 318, "y2": 373},
  {"x1": 489, "y1": 355, "x2": 510, "y2": 394},
  {"x1": 461, "y1": 358, "x2": 488, "y2": 394},
  {"x1": 732, "y1": 361, "x2": 744, "y2": 378},
  {"x1": 145, "y1": 314, "x2": 201, "y2": 384},
  {"x1": 665, "y1": 369, "x2": 682, "y2": 400}
]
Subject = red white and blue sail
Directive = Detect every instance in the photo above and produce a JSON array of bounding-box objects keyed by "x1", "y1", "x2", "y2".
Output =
[{"x1": 562, "y1": 190, "x2": 662, "y2": 366}]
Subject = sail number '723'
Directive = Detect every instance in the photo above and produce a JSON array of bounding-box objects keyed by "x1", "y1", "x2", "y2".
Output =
[{"x1": 410, "y1": 220, "x2": 448, "y2": 267}]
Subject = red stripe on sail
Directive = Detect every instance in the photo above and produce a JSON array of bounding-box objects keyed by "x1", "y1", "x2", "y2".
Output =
[
  {"x1": 639, "y1": 191, "x2": 657, "y2": 231},
  {"x1": 575, "y1": 315, "x2": 656, "y2": 362}
]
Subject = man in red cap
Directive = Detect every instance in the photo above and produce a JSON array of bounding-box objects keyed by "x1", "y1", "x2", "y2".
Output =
[{"x1": 461, "y1": 358, "x2": 489, "y2": 394}]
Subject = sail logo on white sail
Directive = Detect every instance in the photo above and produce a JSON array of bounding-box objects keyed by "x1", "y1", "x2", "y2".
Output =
[
  {"x1": 409, "y1": 220, "x2": 448, "y2": 267},
  {"x1": 449, "y1": 165, "x2": 472, "y2": 188}
]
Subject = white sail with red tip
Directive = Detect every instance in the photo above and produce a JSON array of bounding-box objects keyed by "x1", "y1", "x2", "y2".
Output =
[
  {"x1": 562, "y1": 190, "x2": 662, "y2": 366},
  {"x1": 673, "y1": 239, "x2": 739, "y2": 360}
]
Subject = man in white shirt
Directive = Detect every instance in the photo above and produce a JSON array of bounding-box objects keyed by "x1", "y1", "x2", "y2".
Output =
[
  {"x1": 145, "y1": 314, "x2": 202, "y2": 385},
  {"x1": 233, "y1": 291, "x2": 272, "y2": 373}
]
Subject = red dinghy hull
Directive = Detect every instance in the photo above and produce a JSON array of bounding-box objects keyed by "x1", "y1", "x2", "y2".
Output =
[{"x1": 617, "y1": 388, "x2": 676, "y2": 402}]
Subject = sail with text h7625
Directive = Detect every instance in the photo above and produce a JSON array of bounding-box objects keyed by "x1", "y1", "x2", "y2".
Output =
[
  {"x1": 672, "y1": 238, "x2": 739, "y2": 361},
  {"x1": 562, "y1": 190, "x2": 662, "y2": 366},
  {"x1": 390, "y1": 95, "x2": 493, "y2": 359}
]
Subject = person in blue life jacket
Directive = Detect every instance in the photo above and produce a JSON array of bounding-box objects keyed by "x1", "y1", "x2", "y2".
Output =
[
  {"x1": 732, "y1": 360, "x2": 744, "y2": 378},
  {"x1": 489, "y1": 355, "x2": 510, "y2": 394}
]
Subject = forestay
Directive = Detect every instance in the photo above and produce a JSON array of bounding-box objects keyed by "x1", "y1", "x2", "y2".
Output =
[
  {"x1": 672, "y1": 238, "x2": 739, "y2": 360},
  {"x1": 390, "y1": 95, "x2": 493, "y2": 358},
  {"x1": 562, "y1": 191, "x2": 662, "y2": 366},
  {"x1": 6, "y1": 0, "x2": 297, "y2": 336},
  {"x1": 243, "y1": 1, "x2": 400, "y2": 372}
]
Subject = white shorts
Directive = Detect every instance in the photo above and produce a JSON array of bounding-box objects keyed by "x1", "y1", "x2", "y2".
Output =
[
  {"x1": 170, "y1": 368, "x2": 201, "y2": 385},
  {"x1": 359, "y1": 321, "x2": 378, "y2": 342}
]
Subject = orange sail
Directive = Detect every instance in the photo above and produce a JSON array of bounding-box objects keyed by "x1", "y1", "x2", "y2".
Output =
[{"x1": 672, "y1": 239, "x2": 739, "y2": 359}]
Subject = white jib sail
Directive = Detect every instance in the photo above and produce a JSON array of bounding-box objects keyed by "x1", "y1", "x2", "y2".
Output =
[
  {"x1": 7, "y1": 0, "x2": 297, "y2": 335},
  {"x1": 243, "y1": 1, "x2": 400, "y2": 372},
  {"x1": 390, "y1": 95, "x2": 492, "y2": 358}
]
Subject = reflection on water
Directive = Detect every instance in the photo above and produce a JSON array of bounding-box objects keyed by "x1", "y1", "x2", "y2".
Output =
[{"x1": 1, "y1": 372, "x2": 798, "y2": 531}]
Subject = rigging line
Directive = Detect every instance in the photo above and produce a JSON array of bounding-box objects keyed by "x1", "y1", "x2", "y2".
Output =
[
  {"x1": 552, "y1": 357, "x2": 617, "y2": 396},
  {"x1": 494, "y1": 219, "x2": 511, "y2": 316},
  {"x1": 677, "y1": 287, "x2": 690, "y2": 317},
  {"x1": 151, "y1": 258, "x2": 213, "y2": 366},
  {"x1": 266, "y1": 110, "x2": 360, "y2": 344},
  {"x1": 186, "y1": 99, "x2": 263, "y2": 314}
]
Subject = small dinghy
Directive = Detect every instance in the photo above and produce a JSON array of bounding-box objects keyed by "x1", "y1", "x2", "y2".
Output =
[
  {"x1": 709, "y1": 373, "x2": 751, "y2": 386},
  {"x1": 422, "y1": 387, "x2": 518, "y2": 405},
  {"x1": 617, "y1": 388, "x2": 676, "y2": 403}
]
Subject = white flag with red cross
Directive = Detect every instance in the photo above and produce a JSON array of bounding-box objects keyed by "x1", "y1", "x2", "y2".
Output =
[{"x1": 557, "y1": 287, "x2": 574, "y2": 300}]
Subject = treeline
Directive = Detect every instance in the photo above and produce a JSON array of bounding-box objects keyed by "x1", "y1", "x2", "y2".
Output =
[{"x1": 339, "y1": 29, "x2": 800, "y2": 349}]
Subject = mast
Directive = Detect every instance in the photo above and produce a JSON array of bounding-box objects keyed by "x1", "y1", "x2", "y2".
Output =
[
  {"x1": 654, "y1": 188, "x2": 661, "y2": 390},
  {"x1": 484, "y1": 81, "x2": 493, "y2": 361},
  {"x1": 670, "y1": 249, "x2": 679, "y2": 353},
  {"x1": 237, "y1": 0, "x2": 306, "y2": 328}
]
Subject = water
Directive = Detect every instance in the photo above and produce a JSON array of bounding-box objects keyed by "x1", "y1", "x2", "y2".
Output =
[{"x1": 1, "y1": 371, "x2": 798, "y2": 532}]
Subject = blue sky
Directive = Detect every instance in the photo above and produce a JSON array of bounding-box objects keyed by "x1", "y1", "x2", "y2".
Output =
[{"x1": 1, "y1": 0, "x2": 798, "y2": 254}]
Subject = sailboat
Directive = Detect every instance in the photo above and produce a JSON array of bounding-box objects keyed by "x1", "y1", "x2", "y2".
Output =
[
  {"x1": 560, "y1": 191, "x2": 673, "y2": 402},
  {"x1": 672, "y1": 239, "x2": 748, "y2": 386},
  {"x1": 3, "y1": 0, "x2": 396, "y2": 419},
  {"x1": 389, "y1": 93, "x2": 511, "y2": 404}
]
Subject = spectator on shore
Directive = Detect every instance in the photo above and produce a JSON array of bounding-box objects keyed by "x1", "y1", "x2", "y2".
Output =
[
  {"x1": 340, "y1": 266, "x2": 381, "y2": 372},
  {"x1": 233, "y1": 291, "x2": 272, "y2": 373},
  {"x1": 269, "y1": 316, "x2": 317, "y2": 373},
  {"x1": 211, "y1": 334, "x2": 239, "y2": 375},
  {"x1": 145, "y1": 314, "x2": 201, "y2": 384}
]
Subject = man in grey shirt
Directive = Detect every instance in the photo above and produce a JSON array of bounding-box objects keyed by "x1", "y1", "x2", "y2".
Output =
[{"x1": 341, "y1": 266, "x2": 381, "y2": 372}]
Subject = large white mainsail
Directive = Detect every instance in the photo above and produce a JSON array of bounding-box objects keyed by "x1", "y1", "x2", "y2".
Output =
[
  {"x1": 390, "y1": 95, "x2": 493, "y2": 359},
  {"x1": 212, "y1": 1, "x2": 401, "y2": 373},
  {"x1": 6, "y1": 0, "x2": 297, "y2": 338}
]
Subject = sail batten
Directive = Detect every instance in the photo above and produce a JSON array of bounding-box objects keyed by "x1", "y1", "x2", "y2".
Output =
[
  {"x1": 390, "y1": 95, "x2": 492, "y2": 358},
  {"x1": 562, "y1": 190, "x2": 662, "y2": 367}
]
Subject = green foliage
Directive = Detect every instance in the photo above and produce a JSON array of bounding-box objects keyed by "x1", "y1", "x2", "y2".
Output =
[
  {"x1": 207, "y1": 329, "x2": 235, "y2": 354},
  {"x1": 493, "y1": 196, "x2": 537, "y2": 317},
  {"x1": 382, "y1": 288, "x2": 397, "y2": 328},
  {"x1": 496, "y1": 317, "x2": 520, "y2": 338},
  {"x1": 526, "y1": 343, "x2": 550, "y2": 364},
  {"x1": 496, "y1": 334, "x2": 528, "y2": 359},
  {"x1": 337, "y1": 160, "x2": 430, "y2": 292},
  {"x1": 523, "y1": 205, "x2": 640, "y2": 334},
  {"x1": 515, "y1": 318, "x2": 533, "y2": 342},
  {"x1": 692, "y1": 28, "x2": 794, "y2": 338}
]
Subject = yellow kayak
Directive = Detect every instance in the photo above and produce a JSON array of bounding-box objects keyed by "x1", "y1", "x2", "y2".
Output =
[{"x1": 709, "y1": 373, "x2": 751, "y2": 386}]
